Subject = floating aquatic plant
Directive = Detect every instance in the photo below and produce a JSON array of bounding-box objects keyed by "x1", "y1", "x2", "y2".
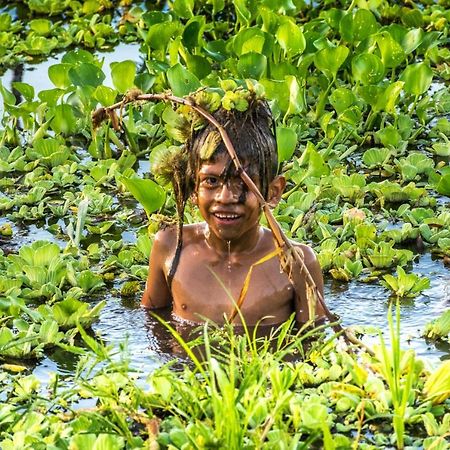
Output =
[{"x1": 381, "y1": 266, "x2": 430, "y2": 298}]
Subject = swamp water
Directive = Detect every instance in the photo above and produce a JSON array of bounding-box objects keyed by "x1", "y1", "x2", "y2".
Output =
[{"x1": 1, "y1": 42, "x2": 450, "y2": 386}]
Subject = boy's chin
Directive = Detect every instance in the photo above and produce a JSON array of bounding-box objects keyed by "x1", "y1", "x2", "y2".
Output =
[{"x1": 209, "y1": 225, "x2": 256, "y2": 244}]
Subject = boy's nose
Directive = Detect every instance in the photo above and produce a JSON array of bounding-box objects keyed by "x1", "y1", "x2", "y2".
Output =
[{"x1": 215, "y1": 182, "x2": 238, "y2": 203}]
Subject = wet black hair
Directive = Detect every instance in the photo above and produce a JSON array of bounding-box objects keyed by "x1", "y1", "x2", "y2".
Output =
[{"x1": 187, "y1": 98, "x2": 278, "y2": 199}]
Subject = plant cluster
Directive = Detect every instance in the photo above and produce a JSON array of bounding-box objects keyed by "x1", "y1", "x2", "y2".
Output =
[{"x1": 0, "y1": 319, "x2": 449, "y2": 449}]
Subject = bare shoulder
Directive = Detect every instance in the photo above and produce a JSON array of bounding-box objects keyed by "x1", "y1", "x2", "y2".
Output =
[
  {"x1": 153, "y1": 222, "x2": 205, "y2": 253},
  {"x1": 292, "y1": 241, "x2": 318, "y2": 265},
  {"x1": 153, "y1": 223, "x2": 178, "y2": 255}
]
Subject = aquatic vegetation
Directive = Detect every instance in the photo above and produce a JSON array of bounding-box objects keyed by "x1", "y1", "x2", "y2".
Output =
[
  {"x1": 424, "y1": 310, "x2": 450, "y2": 342},
  {"x1": 381, "y1": 266, "x2": 430, "y2": 298},
  {"x1": 1, "y1": 318, "x2": 449, "y2": 448},
  {"x1": 37, "y1": 297, "x2": 105, "y2": 330},
  {"x1": 0, "y1": 0, "x2": 450, "y2": 446}
]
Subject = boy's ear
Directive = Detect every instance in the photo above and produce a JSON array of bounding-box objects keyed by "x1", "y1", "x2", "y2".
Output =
[
  {"x1": 191, "y1": 191, "x2": 198, "y2": 205},
  {"x1": 267, "y1": 175, "x2": 286, "y2": 208}
]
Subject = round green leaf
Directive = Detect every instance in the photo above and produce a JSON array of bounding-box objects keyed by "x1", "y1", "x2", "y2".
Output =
[
  {"x1": 376, "y1": 31, "x2": 405, "y2": 69},
  {"x1": 185, "y1": 54, "x2": 211, "y2": 80},
  {"x1": 147, "y1": 22, "x2": 183, "y2": 51},
  {"x1": 119, "y1": 175, "x2": 166, "y2": 216},
  {"x1": 400, "y1": 62, "x2": 433, "y2": 96},
  {"x1": 275, "y1": 20, "x2": 305, "y2": 57},
  {"x1": 329, "y1": 87, "x2": 356, "y2": 115},
  {"x1": 314, "y1": 45, "x2": 349, "y2": 80},
  {"x1": 233, "y1": 27, "x2": 271, "y2": 56},
  {"x1": 167, "y1": 63, "x2": 201, "y2": 96},
  {"x1": 237, "y1": 52, "x2": 267, "y2": 80},
  {"x1": 62, "y1": 49, "x2": 96, "y2": 65},
  {"x1": 48, "y1": 63, "x2": 72, "y2": 89},
  {"x1": 68, "y1": 63, "x2": 105, "y2": 87},
  {"x1": 204, "y1": 40, "x2": 228, "y2": 62},
  {"x1": 277, "y1": 127, "x2": 297, "y2": 163},
  {"x1": 340, "y1": 9, "x2": 379, "y2": 43},
  {"x1": 351, "y1": 53, "x2": 385, "y2": 85},
  {"x1": 93, "y1": 86, "x2": 117, "y2": 107},
  {"x1": 182, "y1": 17, "x2": 205, "y2": 50},
  {"x1": 50, "y1": 104, "x2": 77, "y2": 134},
  {"x1": 11, "y1": 82, "x2": 34, "y2": 102},
  {"x1": 436, "y1": 174, "x2": 450, "y2": 196},
  {"x1": 29, "y1": 19, "x2": 52, "y2": 36},
  {"x1": 402, "y1": 28, "x2": 424, "y2": 55},
  {"x1": 110, "y1": 60, "x2": 136, "y2": 94},
  {"x1": 38, "y1": 88, "x2": 64, "y2": 106}
]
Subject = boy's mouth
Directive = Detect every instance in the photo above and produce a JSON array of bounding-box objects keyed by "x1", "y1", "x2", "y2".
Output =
[{"x1": 212, "y1": 212, "x2": 242, "y2": 223}]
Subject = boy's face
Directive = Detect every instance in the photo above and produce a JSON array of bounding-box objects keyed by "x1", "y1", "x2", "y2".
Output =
[{"x1": 194, "y1": 153, "x2": 284, "y2": 244}]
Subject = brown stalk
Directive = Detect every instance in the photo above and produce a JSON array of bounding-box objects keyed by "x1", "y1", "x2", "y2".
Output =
[{"x1": 92, "y1": 93, "x2": 374, "y2": 356}]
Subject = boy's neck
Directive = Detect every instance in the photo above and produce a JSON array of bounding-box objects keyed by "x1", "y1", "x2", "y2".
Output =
[{"x1": 204, "y1": 224, "x2": 263, "y2": 255}]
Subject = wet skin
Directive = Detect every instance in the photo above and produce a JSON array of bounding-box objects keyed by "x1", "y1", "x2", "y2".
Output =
[{"x1": 141, "y1": 153, "x2": 325, "y2": 326}]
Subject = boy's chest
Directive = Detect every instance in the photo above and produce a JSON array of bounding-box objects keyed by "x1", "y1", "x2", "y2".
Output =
[{"x1": 169, "y1": 247, "x2": 294, "y2": 325}]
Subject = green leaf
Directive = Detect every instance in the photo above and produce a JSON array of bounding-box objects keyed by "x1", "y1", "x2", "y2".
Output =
[
  {"x1": 93, "y1": 85, "x2": 117, "y2": 106},
  {"x1": 400, "y1": 62, "x2": 433, "y2": 96},
  {"x1": 275, "y1": 20, "x2": 305, "y2": 57},
  {"x1": 233, "y1": 27, "x2": 268, "y2": 56},
  {"x1": 237, "y1": 52, "x2": 267, "y2": 79},
  {"x1": 32, "y1": 138, "x2": 60, "y2": 157},
  {"x1": 436, "y1": 174, "x2": 450, "y2": 196},
  {"x1": 314, "y1": 45, "x2": 349, "y2": 80},
  {"x1": 362, "y1": 147, "x2": 392, "y2": 168},
  {"x1": 50, "y1": 104, "x2": 77, "y2": 134},
  {"x1": 12, "y1": 82, "x2": 35, "y2": 102},
  {"x1": 167, "y1": 63, "x2": 201, "y2": 96},
  {"x1": 147, "y1": 21, "x2": 183, "y2": 51},
  {"x1": 185, "y1": 54, "x2": 212, "y2": 80},
  {"x1": 340, "y1": 9, "x2": 379, "y2": 43},
  {"x1": 62, "y1": 49, "x2": 96, "y2": 65},
  {"x1": 0, "y1": 79, "x2": 16, "y2": 106},
  {"x1": 277, "y1": 127, "x2": 297, "y2": 163},
  {"x1": 376, "y1": 31, "x2": 405, "y2": 69},
  {"x1": 38, "y1": 88, "x2": 64, "y2": 106},
  {"x1": 172, "y1": 0, "x2": 194, "y2": 18},
  {"x1": 29, "y1": 19, "x2": 52, "y2": 36},
  {"x1": 68, "y1": 63, "x2": 105, "y2": 87},
  {"x1": 118, "y1": 175, "x2": 166, "y2": 216},
  {"x1": 110, "y1": 60, "x2": 136, "y2": 94},
  {"x1": 351, "y1": 53, "x2": 385, "y2": 85},
  {"x1": 329, "y1": 87, "x2": 356, "y2": 115},
  {"x1": 402, "y1": 28, "x2": 424, "y2": 55},
  {"x1": 375, "y1": 81, "x2": 404, "y2": 113},
  {"x1": 285, "y1": 75, "x2": 305, "y2": 115},
  {"x1": 182, "y1": 17, "x2": 205, "y2": 50}
]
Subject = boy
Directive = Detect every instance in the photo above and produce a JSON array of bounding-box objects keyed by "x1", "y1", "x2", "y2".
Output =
[{"x1": 141, "y1": 96, "x2": 324, "y2": 326}]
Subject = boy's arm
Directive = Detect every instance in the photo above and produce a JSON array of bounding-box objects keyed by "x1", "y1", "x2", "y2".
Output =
[
  {"x1": 293, "y1": 244, "x2": 326, "y2": 323},
  {"x1": 141, "y1": 227, "x2": 175, "y2": 309}
]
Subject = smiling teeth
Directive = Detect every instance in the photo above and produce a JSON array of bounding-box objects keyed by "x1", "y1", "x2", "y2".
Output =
[{"x1": 215, "y1": 213, "x2": 239, "y2": 219}]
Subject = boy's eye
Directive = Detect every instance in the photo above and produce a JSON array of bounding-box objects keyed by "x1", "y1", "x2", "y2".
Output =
[{"x1": 201, "y1": 176, "x2": 220, "y2": 187}]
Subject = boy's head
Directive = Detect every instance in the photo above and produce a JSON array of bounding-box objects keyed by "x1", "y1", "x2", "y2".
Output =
[{"x1": 187, "y1": 97, "x2": 278, "y2": 200}]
